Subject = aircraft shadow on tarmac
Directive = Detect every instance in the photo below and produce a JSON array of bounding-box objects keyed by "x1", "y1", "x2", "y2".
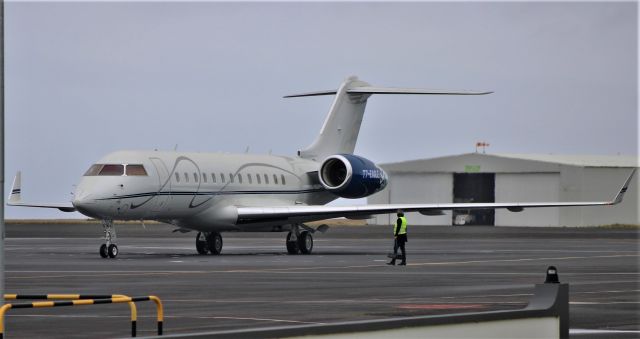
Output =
[{"x1": 87, "y1": 251, "x2": 387, "y2": 259}]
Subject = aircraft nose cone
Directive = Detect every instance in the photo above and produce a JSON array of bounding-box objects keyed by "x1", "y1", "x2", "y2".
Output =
[
  {"x1": 72, "y1": 188, "x2": 101, "y2": 218},
  {"x1": 72, "y1": 189, "x2": 91, "y2": 208},
  {"x1": 72, "y1": 196, "x2": 91, "y2": 211}
]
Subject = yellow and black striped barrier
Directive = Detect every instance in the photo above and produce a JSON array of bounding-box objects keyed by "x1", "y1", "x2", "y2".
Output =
[
  {"x1": 1, "y1": 295, "x2": 163, "y2": 338},
  {"x1": 4, "y1": 294, "x2": 139, "y2": 336}
]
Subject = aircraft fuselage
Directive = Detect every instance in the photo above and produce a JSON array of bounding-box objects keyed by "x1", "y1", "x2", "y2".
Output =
[{"x1": 73, "y1": 150, "x2": 335, "y2": 232}]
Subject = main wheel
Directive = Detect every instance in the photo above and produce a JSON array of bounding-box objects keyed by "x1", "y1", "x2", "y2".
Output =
[
  {"x1": 286, "y1": 232, "x2": 299, "y2": 254},
  {"x1": 207, "y1": 232, "x2": 223, "y2": 255},
  {"x1": 196, "y1": 232, "x2": 208, "y2": 255},
  {"x1": 298, "y1": 231, "x2": 313, "y2": 254},
  {"x1": 99, "y1": 244, "x2": 108, "y2": 258},
  {"x1": 108, "y1": 244, "x2": 118, "y2": 258}
]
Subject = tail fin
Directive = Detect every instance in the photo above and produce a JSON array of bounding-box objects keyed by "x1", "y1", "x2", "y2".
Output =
[{"x1": 287, "y1": 76, "x2": 492, "y2": 161}]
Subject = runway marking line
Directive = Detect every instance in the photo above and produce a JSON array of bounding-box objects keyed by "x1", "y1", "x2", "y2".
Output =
[
  {"x1": 570, "y1": 329, "x2": 640, "y2": 334},
  {"x1": 5, "y1": 313, "x2": 324, "y2": 325},
  {"x1": 7, "y1": 254, "x2": 639, "y2": 280},
  {"x1": 397, "y1": 304, "x2": 486, "y2": 310}
]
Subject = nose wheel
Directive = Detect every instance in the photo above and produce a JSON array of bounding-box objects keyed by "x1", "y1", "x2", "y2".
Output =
[{"x1": 99, "y1": 220, "x2": 118, "y2": 259}]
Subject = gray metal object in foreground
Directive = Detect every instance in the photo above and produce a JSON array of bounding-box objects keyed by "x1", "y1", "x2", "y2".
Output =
[{"x1": 143, "y1": 282, "x2": 569, "y2": 339}]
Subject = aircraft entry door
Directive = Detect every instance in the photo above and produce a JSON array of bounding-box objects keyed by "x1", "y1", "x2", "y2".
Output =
[
  {"x1": 150, "y1": 158, "x2": 171, "y2": 213},
  {"x1": 452, "y1": 173, "x2": 495, "y2": 226}
]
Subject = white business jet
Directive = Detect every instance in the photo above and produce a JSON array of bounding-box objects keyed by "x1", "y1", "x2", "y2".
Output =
[{"x1": 8, "y1": 76, "x2": 635, "y2": 258}]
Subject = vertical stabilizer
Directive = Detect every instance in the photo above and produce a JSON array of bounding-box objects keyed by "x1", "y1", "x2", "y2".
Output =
[
  {"x1": 285, "y1": 76, "x2": 492, "y2": 161},
  {"x1": 297, "y1": 76, "x2": 370, "y2": 161}
]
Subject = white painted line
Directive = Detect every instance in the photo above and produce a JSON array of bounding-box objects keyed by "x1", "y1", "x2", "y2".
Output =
[
  {"x1": 571, "y1": 301, "x2": 640, "y2": 305},
  {"x1": 6, "y1": 314, "x2": 324, "y2": 325},
  {"x1": 571, "y1": 329, "x2": 640, "y2": 334}
]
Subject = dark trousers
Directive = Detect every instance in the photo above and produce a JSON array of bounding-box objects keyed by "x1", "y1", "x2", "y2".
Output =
[{"x1": 391, "y1": 235, "x2": 407, "y2": 263}]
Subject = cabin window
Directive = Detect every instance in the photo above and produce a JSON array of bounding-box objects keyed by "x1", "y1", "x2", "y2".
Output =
[
  {"x1": 126, "y1": 164, "x2": 148, "y2": 176},
  {"x1": 238, "y1": 174, "x2": 243, "y2": 184},
  {"x1": 184, "y1": 173, "x2": 189, "y2": 183},
  {"x1": 202, "y1": 173, "x2": 207, "y2": 183},
  {"x1": 264, "y1": 174, "x2": 269, "y2": 184},
  {"x1": 229, "y1": 173, "x2": 234, "y2": 183},
  {"x1": 247, "y1": 174, "x2": 252, "y2": 184},
  {"x1": 281, "y1": 174, "x2": 286, "y2": 185},
  {"x1": 273, "y1": 174, "x2": 278, "y2": 184},
  {"x1": 175, "y1": 172, "x2": 180, "y2": 182},
  {"x1": 220, "y1": 173, "x2": 225, "y2": 183},
  {"x1": 193, "y1": 173, "x2": 199, "y2": 182},
  {"x1": 211, "y1": 173, "x2": 216, "y2": 183},
  {"x1": 256, "y1": 174, "x2": 261, "y2": 184}
]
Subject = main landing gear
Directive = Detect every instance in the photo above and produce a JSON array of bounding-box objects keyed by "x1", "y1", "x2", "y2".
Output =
[
  {"x1": 99, "y1": 220, "x2": 118, "y2": 259},
  {"x1": 286, "y1": 225, "x2": 313, "y2": 255},
  {"x1": 195, "y1": 232, "x2": 223, "y2": 255}
]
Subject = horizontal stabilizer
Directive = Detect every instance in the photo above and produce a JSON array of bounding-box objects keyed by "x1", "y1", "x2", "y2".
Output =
[
  {"x1": 284, "y1": 86, "x2": 491, "y2": 98},
  {"x1": 284, "y1": 90, "x2": 337, "y2": 98},
  {"x1": 348, "y1": 87, "x2": 492, "y2": 95}
]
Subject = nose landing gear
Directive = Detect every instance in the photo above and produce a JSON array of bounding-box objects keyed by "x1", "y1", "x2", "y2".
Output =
[{"x1": 99, "y1": 220, "x2": 118, "y2": 258}]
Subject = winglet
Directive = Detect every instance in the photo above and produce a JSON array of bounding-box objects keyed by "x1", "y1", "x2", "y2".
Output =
[
  {"x1": 611, "y1": 169, "x2": 636, "y2": 205},
  {"x1": 8, "y1": 171, "x2": 22, "y2": 203}
]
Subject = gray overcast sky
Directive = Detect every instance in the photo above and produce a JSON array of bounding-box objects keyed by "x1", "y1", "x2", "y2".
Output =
[{"x1": 5, "y1": 1, "x2": 638, "y2": 219}]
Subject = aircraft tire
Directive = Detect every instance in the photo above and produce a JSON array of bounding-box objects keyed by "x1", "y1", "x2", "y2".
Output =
[
  {"x1": 108, "y1": 244, "x2": 118, "y2": 258},
  {"x1": 196, "y1": 232, "x2": 208, "y2": 255},
  {"x1": 207, "y1": 232, "x2": 223, "y2": 255},
  {"x1": 286, "y1": 232, "x2": 299, "y2": 254},
  {"x1": 298, "y1": 231, "x2": 313, "y2": 254},
  {"x1": 99, "y1": 244, "x2": 108, "y2": 258}
]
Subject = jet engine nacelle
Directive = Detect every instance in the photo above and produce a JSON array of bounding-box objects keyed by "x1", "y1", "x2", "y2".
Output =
[{"x1": 318, "y1": 154, "x2": 387, "y2": 199}]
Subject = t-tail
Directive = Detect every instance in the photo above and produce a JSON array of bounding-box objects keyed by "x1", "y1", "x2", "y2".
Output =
[{"x1": 285, "y1": 76, "x2": 492, "y2": 161}]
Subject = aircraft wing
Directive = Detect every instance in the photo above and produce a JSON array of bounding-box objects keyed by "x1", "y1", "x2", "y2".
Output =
[
  {"x1": 6, "y1": 171, "x2": 77, "y2": 212},
  {"x1": 236, "y1": 169, "x2": 635, "y2": 225}
]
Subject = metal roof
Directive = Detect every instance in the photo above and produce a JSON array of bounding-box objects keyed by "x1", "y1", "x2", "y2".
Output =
[
  {"x1": 489, "y1": 153, "x2": 638, "y2": 167},
  {"x1": 381, "y1": 153, "x2": 638, "y2": 172}
]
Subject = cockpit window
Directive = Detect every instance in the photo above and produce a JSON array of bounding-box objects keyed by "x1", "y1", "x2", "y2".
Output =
[
  {"x1": 99, "y1": 164, "x2": 124, "y2": 176},
  {"x1": 126, "y1": 164, "x2": 148, "y2": 176},
  {"x1": 84, "y1": 164, "x2": 103, "y2": 176},
  {"x1": 84, "y1": 164, "x2": 125, "y2": 176}
]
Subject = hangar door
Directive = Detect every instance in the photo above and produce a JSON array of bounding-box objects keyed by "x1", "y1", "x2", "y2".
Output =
[
  {"x1": 453, "y1": 173, "x2": 495, "y2": 226},
  {"x1": 389, "y1": 173, "x2": 452, "y2": 225},
  {"x1": 495, "y1": 173, "x2": 560, "y2": 226}
]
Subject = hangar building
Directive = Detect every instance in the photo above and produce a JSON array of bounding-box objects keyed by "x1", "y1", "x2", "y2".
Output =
[{"x1": 367, "y1": 153, "x2": 638, "y2": 227}]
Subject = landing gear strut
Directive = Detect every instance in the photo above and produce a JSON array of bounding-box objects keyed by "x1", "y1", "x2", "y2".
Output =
[
  {"x1": 195, "y1": 232, "x2": 223, "y2": 255},
  {"x1": 286, "y1": 225, "x2": 313, "y2": 255},
  {"x1": 99, "y1": 220, "x2": 118, "y2": 259}
]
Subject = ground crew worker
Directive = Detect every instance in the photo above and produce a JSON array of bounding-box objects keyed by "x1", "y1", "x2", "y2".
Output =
[{"x1": 387, "y1": 210, "x2": 407, "y2": 266}]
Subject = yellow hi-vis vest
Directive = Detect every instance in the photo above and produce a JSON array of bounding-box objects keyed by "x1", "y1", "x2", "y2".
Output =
[{"x1": 394, "y1": 216, "x2": 407, "y2": 235}]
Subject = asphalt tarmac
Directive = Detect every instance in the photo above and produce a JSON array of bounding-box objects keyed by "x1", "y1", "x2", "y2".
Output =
[{"x1": 3, "y1": 222, "x2": 639, "y2": 338}]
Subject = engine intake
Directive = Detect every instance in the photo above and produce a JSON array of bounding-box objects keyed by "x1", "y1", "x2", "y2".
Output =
[{"x1": 319, "y1": 154, "x2": 387, "y2": 199}]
